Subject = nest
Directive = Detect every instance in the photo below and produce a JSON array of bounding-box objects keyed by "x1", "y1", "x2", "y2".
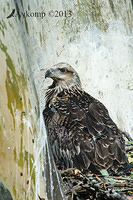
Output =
[
  {"x1": 60, "y1": 140, "x2": 133, "y2": 200},
  {"x1": 60, "y1": 167, "x2": 133, "y2": 200}
]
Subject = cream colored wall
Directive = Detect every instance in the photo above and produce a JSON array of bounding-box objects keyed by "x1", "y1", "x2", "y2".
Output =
[
  {"x1": 0, "y1": 1, "x2": 46, "y2": 200},
  {"x1": 0, "y1": 0, "x2": 133, "y2": 199}
]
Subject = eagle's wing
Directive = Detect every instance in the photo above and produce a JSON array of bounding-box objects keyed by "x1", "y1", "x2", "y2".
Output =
[
  {"x1": 43, "y1": 100, "x2": 94, "y2": 170},
  {"x1": 43, "y1": 92, "x2": 130, "y2": 174},
  {"x1": 85, "y1": 99, "x2": 128, "y2": 173}
]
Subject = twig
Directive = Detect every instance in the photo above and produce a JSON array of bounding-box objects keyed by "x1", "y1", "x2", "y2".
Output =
[
  {"x1": 106, "y1": 176, "x2": 133, "y2": 181},
  {"x1": 126, "y1": 145, "x2": 133, "y2": 152},
  {"x1": 112, "y1": 183, "x2": 133, "y2": 187},
  {"x1": 115, "y1": 188, "x2": 133, "y2": 192},
  {"x1": 123, "y1": 132, "x2": 133, "y2": 141}
]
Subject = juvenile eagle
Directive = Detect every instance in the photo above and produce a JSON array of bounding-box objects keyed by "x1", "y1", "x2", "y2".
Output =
[{"x1": 43, "y1": 62, "x2": 130, "y2": 175}]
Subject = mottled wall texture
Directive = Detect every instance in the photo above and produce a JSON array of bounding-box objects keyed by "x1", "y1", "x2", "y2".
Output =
[{"x1": 0, "y1": 0, "x2": 133, "y2": 199}]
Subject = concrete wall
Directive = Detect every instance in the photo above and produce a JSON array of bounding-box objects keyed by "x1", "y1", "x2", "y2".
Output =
[{"x1": 0, "y1": 0, "x2": 133, "y2": 199}]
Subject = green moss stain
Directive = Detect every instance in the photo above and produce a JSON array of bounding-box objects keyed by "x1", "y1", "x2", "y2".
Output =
[
  {"x1": 90, "y1": 1, "x2": 109, "y2": 31},
  {"x1": 20, "y1": 0, "x2": 24, "y2": 10},
  {"x1": 13, "y1": 184, "x2": 17, "y2": 198},
  {"x1": 24, "y1": 151, "x2": 34, "y2": 174},
  {"x1": 63, "y1": 0, "x2": 109, "y2": 42},
  {"x1": 31, "y1": 167, "x2": 35, "y2": 186},
  {"x1": 24, "y1": 17, "x2": 29, "y2": 34},
  {"x1": 39, "y1": 32, "x2": 43, "y2": 45},
  {"x1": 6, "y1": 69, "x2": 23, "y2": 107},
  {"x1": 20, "y1": 119, "x2": 25, "y2": 135},
  {"x1": 20, "y1": 136, "x2": 23, "y2": 152},
  {"x1": 0, "y1": 172, "x2": 7, "y2": 182},
  {"x1": 17, "y1": 137, "x2": 24, "y2": 168},
  {"x1": 108, "y1": 0, "x2": 117, "y2": 17},
  {"x1": 24, "y1": 150, "x2": 35, "y2": 185},
  {"x1": 28, "y1": 5, "x2": 30, "y2": 11},
  {"x1": 25, "y1": 151, "x2": 36, "y2": 186},
  {"x1": 0, "y1": 33, "x2": 37, "y2": 199},
  {"x1": 0, "y1": 125, "x2": 3, "y2": 148},
  {"x1": 17, "y1": 0, "x2": 29, "y2": 33},
  {"x1": 3, "y1": 7, "x2": 6, "y2": 13},
  {"x1": 29, "y1": 154, "x2": 34, "y2": 175},
  {"x1": 0, "y1": 19, "x2": 7, "y2": 37},
  {"x1": 13, "y1": 147, "x2": 17, "y2": 162},
  {"x1": 24, "y1": 150, "x2": 29, "y2": 171},
  {"x1": 15, "y1": 147, "x2": 35, "y2": 185},
  {"x1": 18, "y1": 151, "x2": 24, "y2": 168},
  {"x1": 0, "y1": 25, "x2": 4, "y2": 37},
  {"x1": 0, "y1": 40, "x2": 27, "y2": 128}
]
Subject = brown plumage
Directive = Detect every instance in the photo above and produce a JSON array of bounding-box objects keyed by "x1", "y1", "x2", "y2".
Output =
[{"x1": 43, "y1": 62, "x2": 131, "y2": 175}]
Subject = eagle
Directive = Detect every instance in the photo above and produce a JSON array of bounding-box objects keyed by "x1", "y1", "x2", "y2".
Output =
[{"x1": 43, "y1": 62, "x2": 131, "y2": 175}]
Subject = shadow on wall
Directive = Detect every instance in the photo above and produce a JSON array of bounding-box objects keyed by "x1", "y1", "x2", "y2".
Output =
[{"x1": 0, "y1": 183, "x2": 13, "y2": 200}]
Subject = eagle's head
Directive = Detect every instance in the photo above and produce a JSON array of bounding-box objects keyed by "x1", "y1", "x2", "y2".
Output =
[{"x1": 45, "y1": 62, "x2": 82, "y2": 92}]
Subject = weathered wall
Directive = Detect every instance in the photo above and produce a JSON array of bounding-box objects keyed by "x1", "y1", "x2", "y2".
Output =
[
  {"x1": 0, "y1": 1, "x2": 64, "y2": 199},
  {"x1": 0, "y1": 0, "x2": 133, "y2": 200},
  {"x1": 0, "y1": 2, "x2": 45, "y2": 200},
  {"x1": 1, "y1": 2, "x2": 44, "y2": 200}
]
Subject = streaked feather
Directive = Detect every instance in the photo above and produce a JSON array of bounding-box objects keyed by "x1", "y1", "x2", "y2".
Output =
[{"x1": 43, "y1": 62, "x2": 131, "y2": 175}]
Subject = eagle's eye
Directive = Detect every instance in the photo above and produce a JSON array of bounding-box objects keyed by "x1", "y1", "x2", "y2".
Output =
[{"x1": 59, "y1": 68, "x2": 67, "y2": 73}]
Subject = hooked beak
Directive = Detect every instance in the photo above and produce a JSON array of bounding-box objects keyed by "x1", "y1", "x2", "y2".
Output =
[
  {"x1": 45, "y1": 69, "x2": 51, "y2": 79},
  {"x1": 44, "y1": 67, "x2": 62, "y2": 80}
]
